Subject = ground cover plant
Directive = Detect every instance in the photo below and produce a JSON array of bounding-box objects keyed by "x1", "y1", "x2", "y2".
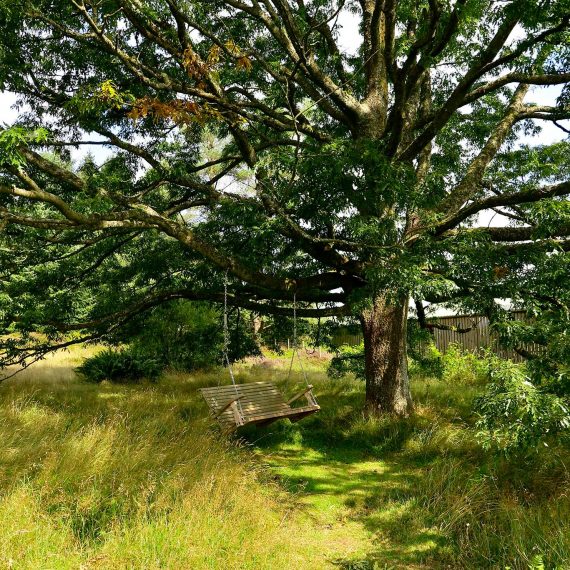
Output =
[{"x1": 1, "y1": 346, "x2": 569, "y2": 569}]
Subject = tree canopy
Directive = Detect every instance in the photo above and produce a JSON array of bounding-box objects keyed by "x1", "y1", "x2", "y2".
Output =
[{"x1": 0, "y1": 0, "x2": 569, "y2": 413}]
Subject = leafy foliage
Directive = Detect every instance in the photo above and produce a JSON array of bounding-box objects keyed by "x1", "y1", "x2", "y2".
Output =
[
  {"x1": 0, "y1": 126, "x2": 49, "y2": 167},
  {"x1": 125, "y1": 302, "x2": 224, "y2": 372},
  {"x1": 494, "y1": 307, "x2": 570, "y2": 397},
  {"x1": 258, "y1": 314, "x2": 311, "y2": 353},
  {"x1": 0, "y1": 0, "x2": 569, "y2": 416},
  {"x1": 116, "y1": 301, "x2": 260, "y2": 371},
  {"x1": 328, "y1": 343, "x2": 366, "y2": 381},
  {"x1": 440, "y1": 345, "x2": 489, "y2": 385},
  {"x1": 75, "y1": 347, "x2": 162, "y2": 383},
  {"x1": 407, "y1": 321, "x2": 445, "y2": 379},
  {"x1": 77, "y1": 302, "x2": 261, "y2": 382},
  {"x1": 474, "y1": 357, "x2": 570, "y2": 453}
]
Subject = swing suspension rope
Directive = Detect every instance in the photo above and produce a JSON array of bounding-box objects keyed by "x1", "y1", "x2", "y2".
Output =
[
  {"x1": 286, "y1": 292, "x2": 311, "y2": 389},
  {"x1": 223, "y1": 271, "x2": 244, "y2": 416},
  {"x1": 222, "y1": 275, "x2": 308, "y2": 407}
]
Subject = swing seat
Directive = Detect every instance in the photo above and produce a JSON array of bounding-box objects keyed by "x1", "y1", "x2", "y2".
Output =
[{"x1": 200, "y1": 381, "x2": 320, "y2": 433}]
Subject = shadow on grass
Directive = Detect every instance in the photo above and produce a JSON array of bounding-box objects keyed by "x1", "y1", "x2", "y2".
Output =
[{"x1": 236, "y1": 376, "x2": 471, "y2": 568}]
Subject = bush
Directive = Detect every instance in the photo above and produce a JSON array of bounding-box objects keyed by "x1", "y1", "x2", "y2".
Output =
[
  {"x1": 407, "y1": 320, "x2": 444, "y2": 379},
  {"x1": 493, "y1": 307, "x2": 570, "y2": 397},
  {"x1": 130, "y1": 302, "x2": 223, "y2": 371},
  {"x1": 327, "y1": 343, "x2": 365, "y2": 380},
  {"x1": 258, "y1": 313, "x2": 311, "y2": 353},
  {"x1": 474, "y1": 356, "x2": 570, "y2": 453},
  {"x1": 440, "y1": 344, "x2": 488, "y2": 385},
  {"x1": 79, "y1": 302, "x2": 261, "y2": 383},
  {"x1": 118, "y1": 301, "x2": 260, "y2": 372},
  {"x1": 75, "y1": 347, "x2": 162, "y2": 383},
  {"x1": 227, "y1": 311, "x2": 262, "y2": 362}
]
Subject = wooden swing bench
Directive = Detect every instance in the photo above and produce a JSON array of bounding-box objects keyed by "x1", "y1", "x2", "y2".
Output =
[{"x1": 200, "y1": 381, "x2": 320, "y2": 433}]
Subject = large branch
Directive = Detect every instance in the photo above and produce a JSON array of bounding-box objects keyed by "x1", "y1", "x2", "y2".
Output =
[
  {"x1": 0, "y1": 286, "x2": 349, "y2": 373},
  {"x1": 495, "y1": 237, "x2": 570, "y2": 254},
  {"x1": 398, "y1": 13, "x2": 520, "y2": 161},
  {"x1": 360, "y1": 0, "x2": 393, "y2": 133},
  {"x1": 515, "y1": 104, "x2": 570, "y2": 124},
  {"x1": 463, "y1": 72, "x2": 570, "y2": 106},
  {"x1": 0, "y1": 181, "x2": 91, "y2": 226},
  {"x1": 0, "y1": 177, "x2": 355, "y2": 295},
  {"x1": 6, "y1": 126, "x2": 365, "y2": 289},
  {"x1": 224, "y1": 0, "x2": 362, "y2": 124},
  {"x1": 445, "y1": 224, "x2": 570, "y2": 242},
  {"x1": 434, "y1": 180, "x2": 570, "y2": 234},
  {"x1": 39, "y1": 5, "x2": 331, "y2": 141},
  {"x1": 6, "y1": 287, "x2": 349, "y2": 336},
  {"x1": 435, "y1": 84, "x2": 529, "y2": 213}
]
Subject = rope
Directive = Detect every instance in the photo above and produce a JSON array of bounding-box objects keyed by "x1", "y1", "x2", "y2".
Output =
[
  {"x1": 286, "y1": 292, "x2": 311, "y2": 389},
  {"x1": 223, "y1": 270, "x2": 244, "y2": 417}
]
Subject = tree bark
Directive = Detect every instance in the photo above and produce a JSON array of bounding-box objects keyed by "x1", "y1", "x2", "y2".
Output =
[{"x1": 361, "y1": 295, "x2": 413, "y2": 416}]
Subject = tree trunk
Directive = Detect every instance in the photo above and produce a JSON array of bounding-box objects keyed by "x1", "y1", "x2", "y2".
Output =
[{"x1": 361, "y1": 296, "x2": 413, "y2": 416}]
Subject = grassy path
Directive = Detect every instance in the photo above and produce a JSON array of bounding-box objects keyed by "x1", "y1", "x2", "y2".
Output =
[
  {"x1": 260, "y1": 446, "x2": 433, "y2": 569},
  {"x1": 235, "y1": 363, "x2": 454, "y2": 569},
  {"x1": 249, "y1": 420, "x2": 445, "y2": 569},
  {"x1": 241, "y1": 359, "x2": 570, "y2": 569}
]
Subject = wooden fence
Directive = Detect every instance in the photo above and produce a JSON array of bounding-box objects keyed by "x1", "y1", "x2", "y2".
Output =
[{"x1": 331, "y1": 311, "x2": 542, "y2": 362}]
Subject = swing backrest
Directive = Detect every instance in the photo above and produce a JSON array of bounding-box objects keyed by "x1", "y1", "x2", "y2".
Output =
[
  {"x1": 201, "y1": 382, "x2": 291, "y2": 430},
  {"x1": 204, "y1": 283, "x2": 318, "y2": 432}
]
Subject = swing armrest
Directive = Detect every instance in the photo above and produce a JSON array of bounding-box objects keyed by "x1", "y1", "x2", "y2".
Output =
[
  {"x1": 287, "y1": 385, "x2": 314, "y2": 405},
  {"x1": 215, "y1": 395, "x2": 243, "y2": 418}
]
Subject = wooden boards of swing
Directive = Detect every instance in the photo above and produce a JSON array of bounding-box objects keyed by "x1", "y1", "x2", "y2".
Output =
[{"x1": 200, "y1": 381, "x2": 320, "y2": 433}]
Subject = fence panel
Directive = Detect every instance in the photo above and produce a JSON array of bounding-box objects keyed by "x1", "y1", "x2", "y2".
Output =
[{"x1": 330, "y1": 311, "x2": 543, "y2": 362}]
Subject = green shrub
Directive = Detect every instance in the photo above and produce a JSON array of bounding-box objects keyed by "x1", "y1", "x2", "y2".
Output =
[
  {"x1": 408, "y1": 343, "x2": 444, "y2": 379},
  {"x1": 441, "y1": 344, "x2": 488, "y2": 385},
  {"x1": 130, "y1": 302, "x2": 223, "y2": 371},
  {"x1": 407, "y1": 320, "x2": 444, "y2": 379},
  {"x1": 226, "y1": 312, "x2": 262, "y2": 362},
  {"x1": 494, "y1": 308, "x2": 570, "y2": 397},
  {"x1": 75, "y1": 347, "x2": 162, "y2": 383},
  {"x1": 118, "y1": 301, "x2": 260, "y2": 372},
  {"x1": 327, "y1": 343, "x2": 365, "y2": 380},
  {"x1": 79, "y1": 302, "x2": 261, "y2": 382},
  {"x1": 258, "y1": 313, "x2": 311, "y2": 353},
  {"x1": 474, "y1": 356, "x2": 570, "y2": 453}
]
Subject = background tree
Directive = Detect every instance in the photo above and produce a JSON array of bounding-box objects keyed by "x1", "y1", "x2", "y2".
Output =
[{"x1": 0, "y1": 0, "x2": 569, "y2": 415}]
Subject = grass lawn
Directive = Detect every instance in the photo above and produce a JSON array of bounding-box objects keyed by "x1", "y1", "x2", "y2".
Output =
[{"x1": 1, "y1": 347, "x2": 569, "y2": 569}]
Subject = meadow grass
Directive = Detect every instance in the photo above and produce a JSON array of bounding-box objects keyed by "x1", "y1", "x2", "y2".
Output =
[
  {"x1": 0, "y1": 350, "x2": 322, "y2": 569},
  {"x1": 0, "y1": 347, "x2": 569, "y2": 569}
]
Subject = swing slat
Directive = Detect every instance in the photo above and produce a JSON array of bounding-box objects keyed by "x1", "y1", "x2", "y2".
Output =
[{"x1": 287, "y1": 384, "x2": 314, "y2": 405}]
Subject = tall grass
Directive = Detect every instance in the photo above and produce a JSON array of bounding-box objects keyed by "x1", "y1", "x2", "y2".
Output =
[
  {"x1": 249, "y1": 349, "x2": 570, "y2": 569},
  {"x1": 1, "y1": 346, "x2": 570, "y2": 569},
  {"x1": 0, "y1": 351, "x2": 321, "y2": 569}
]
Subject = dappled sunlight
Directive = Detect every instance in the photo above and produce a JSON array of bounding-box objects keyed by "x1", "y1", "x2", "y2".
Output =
[
  {"x1": 97, "y1": 391, "x2": 128, "y2": 400},
  {"x1": 246, "y1": 360, "x2": 570, "y2": 569},
  {"x1": 256, "y1": 443, "x2": 439, "y2": 567}
]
